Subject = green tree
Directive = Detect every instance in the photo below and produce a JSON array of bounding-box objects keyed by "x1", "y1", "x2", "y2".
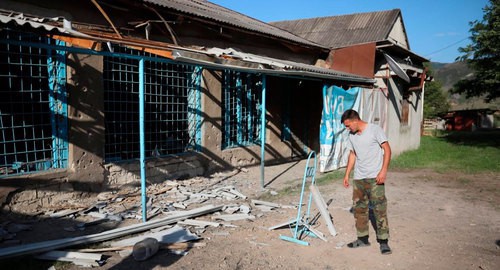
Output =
[
  {"x1": 424, "y1": 80, "x2": 450, "y2": 119},
  {"x1": 423, "y1": 63, "x2": 450, "y2": 119},
  {"x1": 453, "y1": 0, "x2": 500, "y2": 101}
]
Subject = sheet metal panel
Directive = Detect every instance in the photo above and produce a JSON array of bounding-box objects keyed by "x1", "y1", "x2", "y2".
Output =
[{"x1": 329, "y1": 43, "x2": 376, "y2": 78}]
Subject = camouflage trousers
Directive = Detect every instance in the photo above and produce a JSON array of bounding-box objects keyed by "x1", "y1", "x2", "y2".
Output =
[{"x1": 352, "y1": 178, "x2": 389, "y2": 240}]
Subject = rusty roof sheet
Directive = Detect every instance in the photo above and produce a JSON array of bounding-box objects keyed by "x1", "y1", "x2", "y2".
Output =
[
  {"x1": 270, "y1": 9, "x2": 401, "y2": 49},
  {"x1": 142, "y1": 0, "x2": 326, "y2": 49}
]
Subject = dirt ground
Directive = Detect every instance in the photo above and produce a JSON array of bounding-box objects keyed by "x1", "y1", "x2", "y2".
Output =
[{"x1": 1, "y1": 159, "x2": 499, "y2": 270}]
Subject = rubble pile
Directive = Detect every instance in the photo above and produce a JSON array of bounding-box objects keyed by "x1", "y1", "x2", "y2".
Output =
[{"x1": 0, "y1": 170, "x2": 294, "y2": 267}]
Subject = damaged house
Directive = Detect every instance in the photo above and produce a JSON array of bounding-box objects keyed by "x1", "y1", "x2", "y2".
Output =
[
  {"x1": 0, "y1": 0, "x2": 375, "y2": 206},
  {"x1": 272, "y1": 9, "x2": 430, "y2": 156}
]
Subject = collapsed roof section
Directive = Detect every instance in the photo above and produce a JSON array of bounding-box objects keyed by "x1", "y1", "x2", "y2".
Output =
[
  {"x1": 0, "y1": 5, "x2": 374, "y2": 85},
  {"x1": 142, "y1": 0, "x2": 328, "y2": 50}
]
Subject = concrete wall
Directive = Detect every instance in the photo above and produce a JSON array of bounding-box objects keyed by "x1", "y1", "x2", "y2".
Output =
[
  {"x1": 66, "y1": 53, "x2": 106, "y2": 191},
  {"x1": 199, "y1": 70, "x2": 324, "y2": 172},
  {"x1": 375, "y1": 76, "x2": 422, "y2": 157}
]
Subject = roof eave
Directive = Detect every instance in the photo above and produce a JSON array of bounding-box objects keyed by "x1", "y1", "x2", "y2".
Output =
[{"x1": 376, "y1": 41, "x2": 429, "y2": 63}]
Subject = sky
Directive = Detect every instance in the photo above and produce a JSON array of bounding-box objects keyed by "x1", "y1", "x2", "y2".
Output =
[{"x1": 209, "y1": 0, "x2": 490, "y2": 63}]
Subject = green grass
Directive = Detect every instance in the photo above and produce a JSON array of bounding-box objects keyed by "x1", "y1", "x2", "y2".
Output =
[
  {"x1": 391, "y1": 131, "x2": 500, "y2": 173},
  {"x1": 315, "y1": 170, "x2": 345, "y2": 185},
  {"x1": 260, "y1": 131, "x2": 500, "y2": 200},
  {"x1": 258, "y1": 170, "x2": 345, "y2": 200}
]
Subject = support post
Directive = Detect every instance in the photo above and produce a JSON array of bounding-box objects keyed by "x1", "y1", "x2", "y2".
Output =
[
  {"x1": 260, "y1": 74, "x2": 267, "y2": 188},
  {"x1": 139, "y1": 58, "x2": 147, "y2": 222}
]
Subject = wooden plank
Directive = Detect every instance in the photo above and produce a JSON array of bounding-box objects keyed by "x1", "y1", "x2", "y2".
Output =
[
  {"x1": 309, "y1": 185, "x2": 337, "y2": 236},
  {"x1": 50, "y1": 35, "x2": 101, "y2": 50},
  {"x1": 126, "y1": 46, "x2": 174, "y2": 60}
]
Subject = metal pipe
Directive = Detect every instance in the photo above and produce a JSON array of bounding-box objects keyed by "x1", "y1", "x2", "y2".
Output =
[
  {"x1": 90, "y1": 0, "x2": 123, "y2": 39},
  {"x1": 139, "y1": 58, "x2": 147, "y2": 222},
  {"x1": 0, "y1": 39, "x2": 374, "y2": 84},
  {"x1": 260, "y1": 74, "x2": 267, "y2": 188}
]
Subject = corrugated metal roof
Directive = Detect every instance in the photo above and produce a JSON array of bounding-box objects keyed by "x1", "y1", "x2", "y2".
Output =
[
  {"x1": 270, "y1": 9, "x2": 401, "y2": 49},
  {"x1": 142, "y1": 0, "x2": 326, "y2": 49},
  {"x1": 0, "y1": 14, "x2": 90, "y2": 38},
  {"x1": 173, "y1": 47, "x2": 374, "y2": 83},
  {"x1": 0, "y1": 10, "x2": 372, "y2": 84}
]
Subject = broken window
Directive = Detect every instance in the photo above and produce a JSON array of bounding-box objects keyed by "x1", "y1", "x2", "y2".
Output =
[
  {"x1": 0, "y1": 30, "x2": 68, "y2": 177},
  {"x1": 222, "y1": 70, "x2": 262, "y2": 149},
  {"x1": 103, "y1": 46, "x2": 201, "y2": 162}
]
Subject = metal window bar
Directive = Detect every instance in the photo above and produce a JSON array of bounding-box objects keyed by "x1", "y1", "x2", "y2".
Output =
[
  {"x1": 188, "y1": 66, "x2": 202, "y2": 151},
  {"x1": 103, "y1": 45, "x2": 200, "y2": 162},
  {"x1": 0, "y1": 30, "x2": 68, "y2": 177},
  {"x1": 222, "y1": 70, "x2": 262, "y2": 149}
]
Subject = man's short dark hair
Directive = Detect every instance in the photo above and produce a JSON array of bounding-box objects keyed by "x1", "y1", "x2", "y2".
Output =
[{"x1": 341, "y1": 109, "x2": 360, "y2": 124}]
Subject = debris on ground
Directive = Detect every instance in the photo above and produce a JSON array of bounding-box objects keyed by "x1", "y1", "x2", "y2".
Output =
[{"x1": 0, "y1": 171, "x2": 300, "y2": 267}]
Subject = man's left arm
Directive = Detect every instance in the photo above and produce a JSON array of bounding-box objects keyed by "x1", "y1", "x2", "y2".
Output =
[{"x1": 376, "y1": 141, "x2": 392, "y2": 184}]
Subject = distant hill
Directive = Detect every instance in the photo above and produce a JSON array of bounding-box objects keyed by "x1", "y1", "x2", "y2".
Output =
[
  {"x1": 430, "y1": 62, "x2": 448, "y2": 71},
  {"x1": 431, "y1": 61, "x2": 499, "y2": 110},
  {"x1": 431, "y1": 61, "x2": 472, "y2": 92}
]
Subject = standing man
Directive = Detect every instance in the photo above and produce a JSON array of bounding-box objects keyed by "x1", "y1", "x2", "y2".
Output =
[{"x1": 341, "y1": 109, "x2": 392, "y2": 254}]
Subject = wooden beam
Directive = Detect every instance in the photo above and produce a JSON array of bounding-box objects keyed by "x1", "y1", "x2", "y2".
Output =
[
  {"x1": 408, "y1": 67, "x2": 428, "y2": 91},
  {"x1": 125, "y1": 45, "x2": 174, "y2": 59},
  {"x1": 49, "y1": 35, "x2": 101, "y2": 50}
]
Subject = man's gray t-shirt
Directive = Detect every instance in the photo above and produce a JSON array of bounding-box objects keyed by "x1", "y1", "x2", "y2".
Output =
[{"x1": 347, "y1": 123, "x2": 388, "y2": 180}]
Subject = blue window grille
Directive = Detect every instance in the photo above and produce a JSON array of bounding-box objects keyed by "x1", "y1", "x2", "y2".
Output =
[
  {"x1": 0, "y1": 30, "x2": 68, "y2": 177},
  {"x1": 222, "y1": 70, "x2": 262, "y2": 149},
  {"x1": 103, "y1": 46, "x2": 201, "y2": 162}
]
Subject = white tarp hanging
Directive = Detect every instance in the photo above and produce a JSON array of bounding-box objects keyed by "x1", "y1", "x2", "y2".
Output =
[
  {"x1": 319, "y1": 85, "x2": 361, "y2": 172},
  {"x1": 359, "y1": 88, "x2": 389, "y2": 132}
]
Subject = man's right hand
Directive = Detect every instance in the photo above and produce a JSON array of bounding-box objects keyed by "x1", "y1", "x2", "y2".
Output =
[{"x1": 343, "y1": 177, "x2": 350, "y2": 188}]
